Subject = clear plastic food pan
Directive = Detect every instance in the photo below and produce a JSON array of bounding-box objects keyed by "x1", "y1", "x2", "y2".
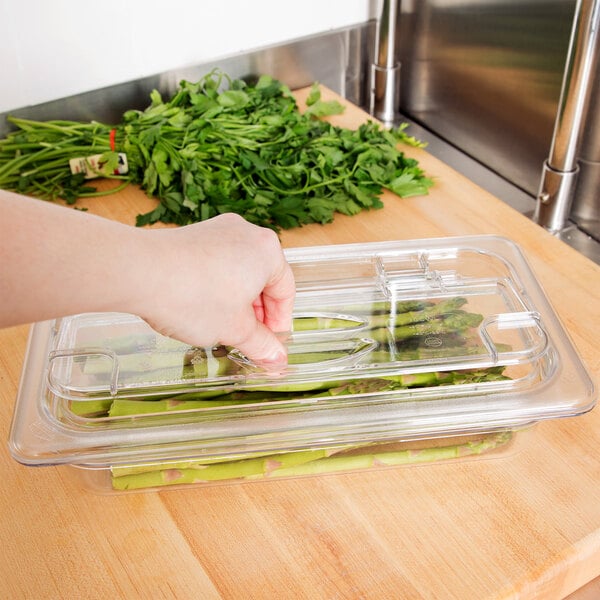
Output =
[{"x1": 8, "y1": 235, "x2": 596, "y2": 493}]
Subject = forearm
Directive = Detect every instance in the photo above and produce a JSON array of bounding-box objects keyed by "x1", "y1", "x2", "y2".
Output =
[
  {"x1": 0, "y1": 190, "x2": 152, "y2": 327},
  {"x1": 0, "y1": 191, "x2": 295, "y2": 363}
]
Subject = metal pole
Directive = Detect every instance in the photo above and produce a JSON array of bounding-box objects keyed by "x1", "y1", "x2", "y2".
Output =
[
  {"x1": 369, "y1": 0, "x2": 402, "y2": 124},
  {"x1": 533, "y1": 0, "x2": 600, "y2": 233}
]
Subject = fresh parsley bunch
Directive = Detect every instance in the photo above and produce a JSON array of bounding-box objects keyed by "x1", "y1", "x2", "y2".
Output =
[{"x1": 0, "y1": 69, "x2": 433, "y2": 230}]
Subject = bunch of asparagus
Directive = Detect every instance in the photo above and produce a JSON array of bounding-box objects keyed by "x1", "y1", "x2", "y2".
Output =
[
  {"x1": 66, "y1": 296, "x2": 514, "y2": 490},
  {"x1": 110, "y1": 431, "x2": 514, "y2": 490}
]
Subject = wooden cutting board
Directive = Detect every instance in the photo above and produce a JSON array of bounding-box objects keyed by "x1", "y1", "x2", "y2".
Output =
[{"x1": 0, "y1": 86, "x2": 599, "y2": 600}]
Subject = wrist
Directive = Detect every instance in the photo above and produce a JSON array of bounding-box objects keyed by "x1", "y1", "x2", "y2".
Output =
[{"x1": 110, "y1": 226, "x2": 165, "y2": 319}]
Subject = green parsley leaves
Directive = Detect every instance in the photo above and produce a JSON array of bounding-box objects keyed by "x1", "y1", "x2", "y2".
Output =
[{"x1": 0, "y1": 70, "x2": 433, "y2": 230}]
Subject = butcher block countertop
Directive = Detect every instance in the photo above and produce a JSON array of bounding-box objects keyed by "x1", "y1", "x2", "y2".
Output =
[{"x1": 1, "y1": 87, "x2": 599, "y2": 600}]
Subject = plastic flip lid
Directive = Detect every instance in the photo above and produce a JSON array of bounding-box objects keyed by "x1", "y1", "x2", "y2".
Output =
[{"x1": 9, "y1": 235, "x2": 596, "y2": 467}]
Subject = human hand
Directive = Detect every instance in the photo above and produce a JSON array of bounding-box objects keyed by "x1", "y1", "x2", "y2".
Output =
[
  {"x1": 1, "y1": 192, "x2": 295, "y2": 365},
  {"x1": 132, "y1": 213, "x2": 296, "y2": 365}
]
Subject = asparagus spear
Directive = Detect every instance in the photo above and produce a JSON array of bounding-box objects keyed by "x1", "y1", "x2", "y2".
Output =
[
  {"x1": 341, "y1": 299, "x2": 435, "y2": 316},
  {"x1": 110, "y1": 431, "x2": 513, "y2": 490},
  {"x1": 292, "y1": 315, "x2": 364, "y2": 332},
  {"x1": 110, "y1": 446, "x2": 348, "y2": 477},
  {"x1": 82, "y1": 332, "x2": 186, "y2": 355},
  {"x1": 316, "y1": 378, "x2": 405, "y2": 396},
  {"x1": 382, "y1": 366, "x2": 510, "y2": 387},
  {"x1": 106, "y1": 367, "x2": 511, "y2": 418},
  {"x1": 82, "y1": 351, "x2": 187, "y2": 376},
  {"x1": 320, "y1": 368, "x2": 509, "y2": 395},
  {"x1": 80, "y1": 345, "x2": 240, "y2": 381},
  {"x1": 68, "y1": 398, "x2": 114, "y2": 417},
  {"x1": 370, "y1": 342, "x2": 513, "y2": 363},
  {"x1": 182, "y1": 346, "x2": 241, "y2": 378},
  {"x1": 368, "y1": 297, "x2": 468, "y2": 329},
  {"x1": 107, "y1": 397, "x2": 245, "y2": 417},
  {"x1": 111, "y1": 447, "x2": 339, "y2": 490},
  {"x1": 371, "y1": 310, "x2": 484, "y2": 343},
  {"x1": 106, "y1": 378, "x2": 332, "y2": 420},
  {"x1": 255, "y1": 431, "x2": 513, "y2": 478}
]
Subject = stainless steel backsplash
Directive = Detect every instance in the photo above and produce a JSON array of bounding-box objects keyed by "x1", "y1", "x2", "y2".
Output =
[
  {"x1": 0, "y1": 27, "x2": 370, "y2": 136},
  {"x1": 396, "y1": 0, "x2": 598, "y2": 240},
  {"x1": 399, "y1": 0, "x2": 574, "y2": 196}
]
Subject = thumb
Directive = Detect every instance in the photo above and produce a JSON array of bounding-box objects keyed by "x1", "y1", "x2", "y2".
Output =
[{"x1": 234, "y1": 320, "x2": 288, "y2": 367}]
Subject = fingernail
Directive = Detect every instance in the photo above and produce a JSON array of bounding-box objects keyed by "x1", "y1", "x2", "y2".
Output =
[{"x1": 257, "y1": 350, "x2": 287, "y2": 366}]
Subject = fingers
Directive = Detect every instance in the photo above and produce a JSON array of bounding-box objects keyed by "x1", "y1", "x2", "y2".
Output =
[
  {"x1": 252, "y1": 296, "x2": 266, "y2": 324},
  {"x1": 134, "y1": 213, "x2": 296, "y2": 367},
  {"x1": 261, "y1": 255, "x2": 296, "y2": 334},
  {"x1": 233, "y1": 318, "x2": 289, "y2": 367}
]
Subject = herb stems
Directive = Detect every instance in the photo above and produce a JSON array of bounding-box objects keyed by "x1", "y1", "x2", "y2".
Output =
[{"x1": 0, "y1": 70, "x2": 433, "y2": 229}]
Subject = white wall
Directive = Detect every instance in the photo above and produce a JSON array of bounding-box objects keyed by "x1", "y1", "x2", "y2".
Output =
[{"x1": 0, "y1": 0, "x2": 374, "y2": 114}]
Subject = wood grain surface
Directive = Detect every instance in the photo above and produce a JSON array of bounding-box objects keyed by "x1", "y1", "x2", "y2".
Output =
[{"x1": 0, "y1": 87, "x2": 599, "y2": 600}]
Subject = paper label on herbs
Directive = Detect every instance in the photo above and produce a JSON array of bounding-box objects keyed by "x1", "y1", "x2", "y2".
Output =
[{"x1": 69, "y1": 153, "x2": 128, "y2": 179}]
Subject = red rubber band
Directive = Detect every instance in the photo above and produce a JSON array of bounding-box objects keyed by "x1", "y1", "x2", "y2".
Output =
[{"x1": 109, "y1": 128, "x2": 116, "y2": 151}]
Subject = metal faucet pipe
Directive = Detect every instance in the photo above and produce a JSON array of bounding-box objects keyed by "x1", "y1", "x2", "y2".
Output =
[
  {"x1": 534, "y1": 0, "x2": 600, "y2": 233},
  {"x1": 369, "y1": 0, "x2": 402, "y2": 124}
]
